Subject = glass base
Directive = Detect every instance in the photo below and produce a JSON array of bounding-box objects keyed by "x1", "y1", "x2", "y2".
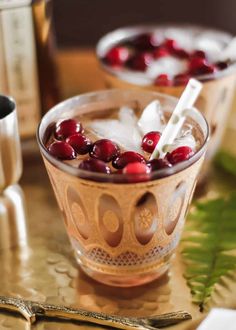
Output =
[{"x1": 75, "y1": 252, "x2": 169, "y2": 287}]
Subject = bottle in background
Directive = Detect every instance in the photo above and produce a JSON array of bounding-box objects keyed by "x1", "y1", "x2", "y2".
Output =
[{"x1": 0, "y1": 0, "x2": 59, "y2": 138}]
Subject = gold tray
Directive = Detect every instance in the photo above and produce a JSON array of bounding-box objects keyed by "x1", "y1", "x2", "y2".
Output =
[{"x1": 0, "y1": 49, "x2": 235, "y2": 330}]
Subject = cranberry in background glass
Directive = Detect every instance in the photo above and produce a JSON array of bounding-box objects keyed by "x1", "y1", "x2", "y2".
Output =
[
  {"x1": 174, "y1": 74, "x2": 190, "y2": 86},
  {"x1": 112, "y1": 151, "x2": 146, "y2": 169},
  {"x1": 132, "y1": 33, "x2": 159, "y2": 50},
  {"x1": 154, "y1": 74, "x2": 172, "y2": 86},
  {"x1": 167, "y1": 146, "x2": 194, "y2": 164},
  {"x1": 90, "y1": 139, "x2": 120, "y2": 162},
  {"x1": 153, "y1": 47, "x2": 169, "y2": 58},
  {"x1": 55, "y1": 119, "x2": 83, "y2": 140},
  {"x1": 141, "y1": 131, "x2": 161, "y2": 153},
  {"x1": 191, "y1": 50, "x2": 207, "y2": 59},
  {"x1": 128, "y1": 52, "x2": 153, "y2": 71},
  {"x1": 48, "y1": 141, "x2": 76, "y2": 160},
  {"x1": 147, "y1": 158, "x2": 172, "y2": 171},
  {"x1": 104, "y1": 46, "x2": 130, "y2": 66},
  {"x1": 164, "y1": 39, "x2": 178, "y2": 52},
  {"x1": 79, "y1": 158, "x2": 111, "y2": 174},
  {"x1": 66, "y1": 133, "x2": 92, "y2": 155}
]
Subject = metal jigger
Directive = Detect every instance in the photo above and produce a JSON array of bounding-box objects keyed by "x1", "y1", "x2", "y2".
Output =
[{"x1": 0, "y1": 95, "x2": 27, "y2": 250}]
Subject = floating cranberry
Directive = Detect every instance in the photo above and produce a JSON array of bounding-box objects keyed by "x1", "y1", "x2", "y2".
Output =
[
  {"x1": 189, "y1": 57, "x2": 217, "y2": 75},
  {"x1": 153, "y1": 47, "x2": 169, "y2": 58},
  {"x1": 112, "y1": 151, "x2": 146, "y2": 169},
  {"x1": 167, "y1": 146, "x2": 194, "y2": 164},
  {"x1": 191, "y1": 63, "x2": 216, "y2": 75},
  {"x1": 66, "y1": 133, "x2": 92, "y2": 155},
  {"x1": 122, "y1": 162, "x2": 151, "y2": 183},
  {"x1": 104, "y1": 46, "x2": 130, "y2": 66},
  {"x1": 132, "y1": 33, "x2": 159, "y2": 50},
  {"x1": 174, "y1": 48, "x2": 190, "y2": 59},
  {"x1": 128, "y1": 52, "x2": 153, "y2": 71},
  {"x1": 189, "y1": 57, "x2": 207, "y2": 73},
  {"x1": 174, "y1": 73, "x2": 191, "y2": 86},
  {"x1": 79, "y1": 158, "x2": 111, "y2": 174},
  {"x1": 141, "y1": 131, "x2": 161, "y2": 153},
  {"x1": 90, "y1": 139, "x2": 120, "y2": 162},
  {"x1": 164, "y1": 39, "x2": 178, "y2": 52},
  {"x1": 191, "y1": 50, "x2": 207, "y2": 59},
  {"x1": 48, "y1": 141, "x2": 76, "y2": 160},
  {"x1": 55, "y1": 119, "x2": 83, "y2": 140},
  {"x1": 154, "y1": 74, "x2": 172, "y2": 86},
  {"x1": 216, "y1": 61, "x2": 228, "y2": 70},
  {"x1": 147, "y1": 158, "x2": 172, "y2": 171}
]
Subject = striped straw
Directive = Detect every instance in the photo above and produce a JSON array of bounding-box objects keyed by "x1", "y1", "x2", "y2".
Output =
[{"x1": 150, "y1": 78, "x2": 203, "y2": 160}]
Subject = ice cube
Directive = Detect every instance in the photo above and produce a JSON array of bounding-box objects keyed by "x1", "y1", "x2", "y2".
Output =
[
  {"x1": 88, "y1": 117, "x2": 143, "y2": 153},
  {"x1": 219, "y1": 37, "x2": 236, "y2": 61},
  {"x1": 195, "y1": 34, "x2": 223, "y2": 62},
  {"x1": 146, "y1": 56, "x2": 188, "y2": 79},
  {"x1": 167, "y1": 132, "x2": 197, "y2": 152},
  {"x1": 118, "y1": 106, "x2": 138, "y2": 127},
  {"x1": 138, "y1": 100, "x2": 166, "y2": 134}
]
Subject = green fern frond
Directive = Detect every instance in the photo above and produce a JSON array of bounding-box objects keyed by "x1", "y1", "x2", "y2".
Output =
[{"x1": 181, "y1": 193, "x2": 236, "y2": 312}]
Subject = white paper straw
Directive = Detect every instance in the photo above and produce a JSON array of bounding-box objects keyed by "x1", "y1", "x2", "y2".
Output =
[{"x1": 150, "y1": 78, "x2": 203, "y2": 160}]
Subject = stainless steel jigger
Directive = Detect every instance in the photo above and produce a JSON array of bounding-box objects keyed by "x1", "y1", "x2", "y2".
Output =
[{"x1": 0, "y1": 95, "x2": 27, "y2": 250}]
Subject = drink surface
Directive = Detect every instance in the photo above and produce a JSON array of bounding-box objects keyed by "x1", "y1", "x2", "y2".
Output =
[{"x1": 44, "y1": 101, "x2": 204, "y2": 183}]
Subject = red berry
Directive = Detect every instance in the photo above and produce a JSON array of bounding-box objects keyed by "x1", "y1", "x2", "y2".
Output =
[
  {"x1": 128, "y1": 52, "x2": 153, "y2": 71},
  {"x1": 122, "y1": 162, "x2": 151, "y2": 183},
  {"x1": 90, "y1": 139, "x2": 120, "y2": 162},
  {"x1": 189, "y1": 57, "x2": 216, "y2": 75},
  {"x1": 189, "y1": 57, "x2": 206, "y2": 72},
  {"x1": 147, "y1": 158, "x2": 172, "y2": 171},
  {"x1": 153, "y1": 47, "x2": 169, "y2": 58},
  {"x1": 154, "y1": 74, "x2": 172, "y2": 86},
  {"x1": 174, "y1": 48, "x2": 190, "y2": 59},
  {"x1": 105, "y1": 46, "x2": 130, "y2": 66},
  {"x1": 132, "y1": 33, "x2": 159, "y2": 50},
  {"x1": 112, "y1": 151, "x2": 145, "y2": 169},
  {"x1": 164, "y1": 39, "x2": 178, "y2": 52},
  {"x1": 48, "y1": 141, "x2": 76, "y2": 160},
  {"x1": 55, "y1": 119, "x2": 83, "y2": 140},
  {"x1": 174, "y1": 74, "x2": 190, "y2": 86},
  {"x1": 216, "y1": 61, "x2": 228, "y2": 70},
  {"x1": 167, "y1": 146, "x2": 194, "y2": 164},
  {"x1": 66, "y1": 133, "x2": 92, "y2": 155},
  {"x1": 141, "y1": 131, "x2": 161, "y2": 153},
  {"x1": 79, "y1": 158, "x2": 111, "y2": 174},
  {"x1": 191, "y1": 50, "x2": 206, "y2": 59},
  {"x1": 192, "y1": 63, "x2": 216, "y2": 75}
]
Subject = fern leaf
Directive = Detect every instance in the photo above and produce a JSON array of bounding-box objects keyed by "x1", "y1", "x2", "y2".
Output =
[{"x1": 181, "y1": 193, "x2": 236, "y2": 311}]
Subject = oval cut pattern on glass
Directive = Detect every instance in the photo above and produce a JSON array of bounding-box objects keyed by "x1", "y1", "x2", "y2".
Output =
[
  {"x1": 133, "y1": 192, "x2": 158, "y2": 245},
  {"x1": 164, "y1": 181, "x2": 186, "y2": 236},
  {"x1": 98, "y1": 194, "x2": 123, "y2": 247},
  {"x1": 66, "y1": 186, "x2": 90, "y2": 240}
]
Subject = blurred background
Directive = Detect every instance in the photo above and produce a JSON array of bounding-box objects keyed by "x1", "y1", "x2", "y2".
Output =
[{"x1": 53, "y1": 0, "x2": 236, "y2": 47}]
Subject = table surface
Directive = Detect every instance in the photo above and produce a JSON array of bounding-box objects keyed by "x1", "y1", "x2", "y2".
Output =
[{"x1": 0, "y1": 49, "x2": 235, "y2": 330}]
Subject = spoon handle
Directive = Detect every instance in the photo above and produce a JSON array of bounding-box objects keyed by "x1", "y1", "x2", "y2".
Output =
[{"x1": 0, "y1": 295, "x2": 191, "y2": 329}]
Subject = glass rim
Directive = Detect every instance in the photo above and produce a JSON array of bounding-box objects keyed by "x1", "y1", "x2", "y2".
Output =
[
  {"x1": 96, "y1": 23, "x2": 236, "y2": 83},
  {"x1": 37, "y1": 89, "x2": 210, "y2": 183}
]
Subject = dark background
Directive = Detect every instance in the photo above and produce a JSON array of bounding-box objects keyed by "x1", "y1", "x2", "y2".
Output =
[{"x1": 53, "y1": 0, "x2": 236, "y2": 48}]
